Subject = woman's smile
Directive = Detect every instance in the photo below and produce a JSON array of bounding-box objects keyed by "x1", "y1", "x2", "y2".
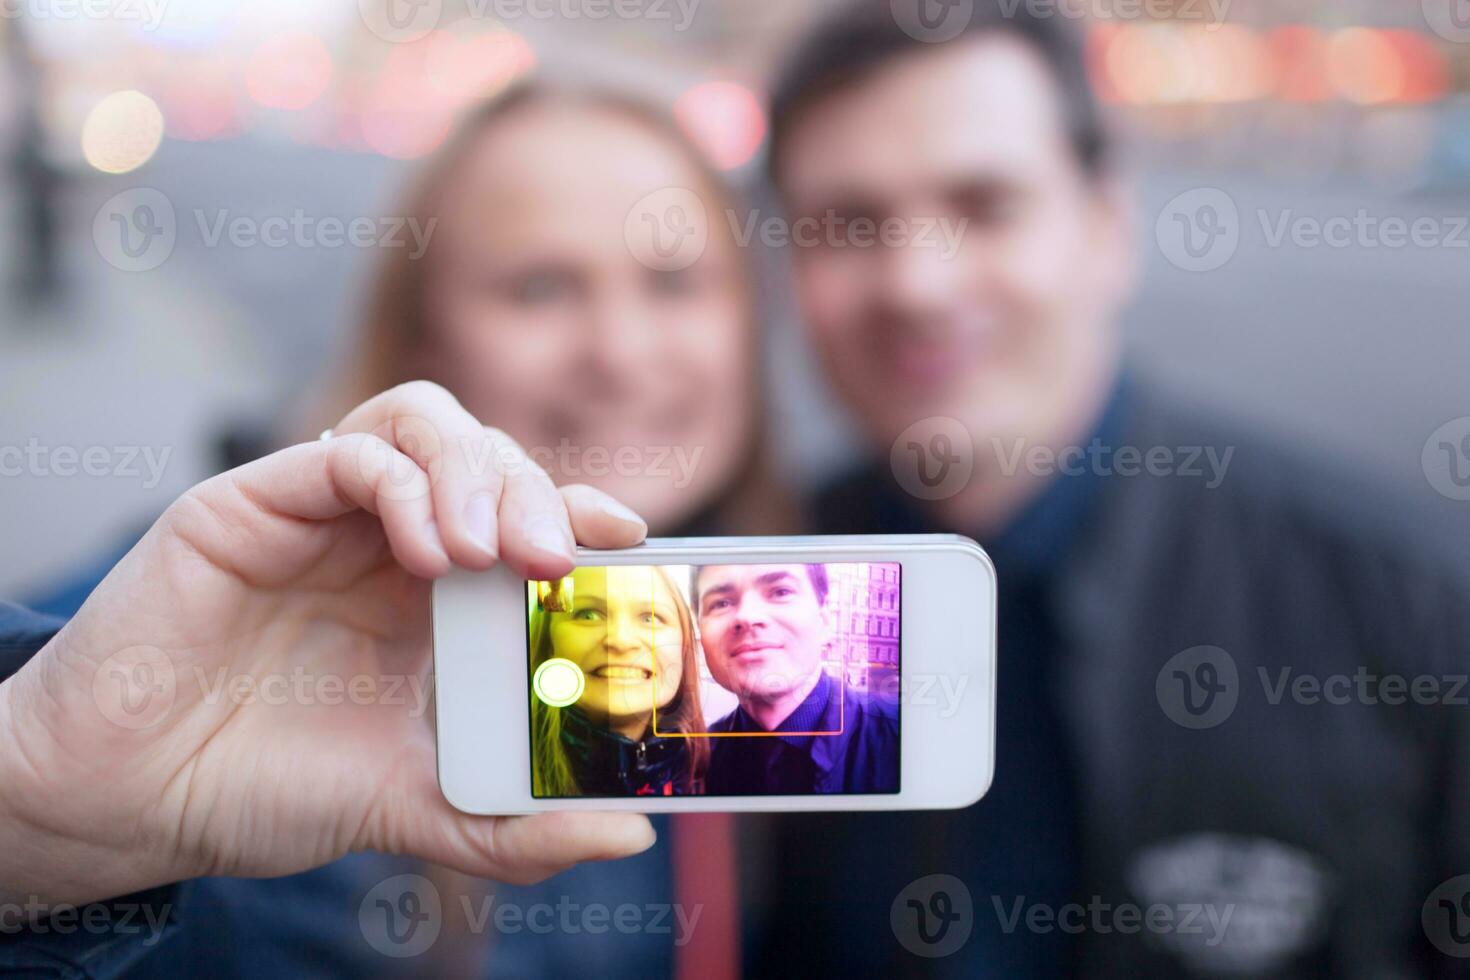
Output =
[{"x1": 592, "y1": 663, "x2": 655, "y2": 682}]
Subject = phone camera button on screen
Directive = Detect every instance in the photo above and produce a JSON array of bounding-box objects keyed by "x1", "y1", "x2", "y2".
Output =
[{"x1": 533, "y1": 658, "x2": 585, "y2": 708}]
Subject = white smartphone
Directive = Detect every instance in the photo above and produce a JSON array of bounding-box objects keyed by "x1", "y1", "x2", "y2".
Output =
[{"x1": 432, "y1": 534, "x2": 995, "y2": 814}]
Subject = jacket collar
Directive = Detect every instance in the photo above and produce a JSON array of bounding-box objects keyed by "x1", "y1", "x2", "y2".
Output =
[{"x1": 559, "y1": 707, "x2": 685, "y2": 792}]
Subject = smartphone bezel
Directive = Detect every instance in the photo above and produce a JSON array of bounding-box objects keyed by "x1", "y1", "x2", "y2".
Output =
[{"x1": 433, "y1": 534, "x2": 996, "y2": 813}]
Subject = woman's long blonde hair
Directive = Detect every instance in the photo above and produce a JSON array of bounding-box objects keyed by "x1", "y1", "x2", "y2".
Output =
[{"x1": 529, "y1": 567, "x2": 710, "y2": 796}]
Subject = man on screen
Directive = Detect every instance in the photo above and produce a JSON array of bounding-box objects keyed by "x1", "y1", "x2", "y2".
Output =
[{"x1": 693, "y1": 563, "x2": 898, "y2": 794}]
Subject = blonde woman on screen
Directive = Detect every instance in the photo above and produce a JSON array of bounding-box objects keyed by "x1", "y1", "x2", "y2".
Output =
[{"x1": 529, "y1": 565, "x2": 710, "y2": 796}]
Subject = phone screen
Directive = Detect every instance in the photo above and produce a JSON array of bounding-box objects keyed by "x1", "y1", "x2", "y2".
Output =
[{"x1": 525, "y1": 561, "x2": 901, "y2": 798}]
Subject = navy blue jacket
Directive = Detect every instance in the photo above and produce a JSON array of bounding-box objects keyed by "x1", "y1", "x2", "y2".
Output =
[{"x1": 706, "y1": 669, "x2": 899, "y2": 795}]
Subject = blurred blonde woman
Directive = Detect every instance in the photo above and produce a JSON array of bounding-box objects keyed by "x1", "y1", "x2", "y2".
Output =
[
  {"x1": 303, "y1": 82, "x2": 791, "y2": 538},
  {"x1": 291, "y1": 83, "x2": 790, "y2": 975}
]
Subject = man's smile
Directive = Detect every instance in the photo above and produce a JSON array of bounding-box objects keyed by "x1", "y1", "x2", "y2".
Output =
[{"x1": 730, "y1": 640, "x2": 782, "y2": 658}]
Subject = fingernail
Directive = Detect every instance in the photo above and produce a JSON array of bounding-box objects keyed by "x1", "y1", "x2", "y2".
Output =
[
  {"x1": 463, "y1": 491, "x2": 496, "y2": 556},
  {"x1": 526, "y1": 516, "x2": 575, "y2": 561},
  {"x1": 597, "y1": 497, "x2": 647, "y2": 531}
]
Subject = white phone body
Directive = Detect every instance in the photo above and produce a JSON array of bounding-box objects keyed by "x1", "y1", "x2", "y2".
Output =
[{"x1": 433, "y1": 534, "x2": 995, "y2": 814}]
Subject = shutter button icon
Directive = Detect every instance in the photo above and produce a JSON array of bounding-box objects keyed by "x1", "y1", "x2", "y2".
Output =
[{"x1": 533, "y1": 658, "x2": 585, "y2": 708}]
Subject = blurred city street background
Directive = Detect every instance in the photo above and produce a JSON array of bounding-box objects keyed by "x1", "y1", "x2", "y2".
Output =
[{"x1": 4, "y1": 0, "x2": 1470, "y2": 595}]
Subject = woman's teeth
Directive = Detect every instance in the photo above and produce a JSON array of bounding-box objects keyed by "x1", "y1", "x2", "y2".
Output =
[{"x1": 596, "y1": 665, "x2": 652, "y2": 680}]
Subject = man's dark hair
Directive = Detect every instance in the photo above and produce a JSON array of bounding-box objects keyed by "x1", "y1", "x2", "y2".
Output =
[
  {"x1": 767, "y1": 0, "x2": 1108, "y2": 183},
  {"x1": 692, "y1": 564, "x2": 830, "y2": 609},
  {"x1": 804, "y1": 563, "x2": 830, "y2": 606}
]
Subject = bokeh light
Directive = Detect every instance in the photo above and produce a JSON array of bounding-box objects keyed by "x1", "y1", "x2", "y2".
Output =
[
  {"x1": 245, "y1": 31, "x2": 334, "y2": 111},
  {"x1": 425, "y1": 27, "x2": 536, "y2": 103},
  {"x1": 1328, "y1": 28, "x2": 1406, "y2": 106},
  {"x1": 674, "y1": 81, "x2": 766, "y2": 171},
  {"x1": 1268, "y1": 26, "x2": 1333, "y2": 103},
  {"x1": 354, "y1": 29, "x2": 534, "y2": 160},
  {"x1": 81, "y1": 89, "x2": 165, "y2": 174},
  {"x1": 162, "y1": 64, "x2": 240, "y2": 141}
]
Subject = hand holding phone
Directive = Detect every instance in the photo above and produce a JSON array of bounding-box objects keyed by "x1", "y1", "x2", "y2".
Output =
[{"x1": 0, "y1": 382, "x2": 657, "y2": 911}]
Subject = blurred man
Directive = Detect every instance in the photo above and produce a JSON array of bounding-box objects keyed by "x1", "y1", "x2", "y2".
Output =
[
  {"x1": 694, "y1": 563, "x2": 897, "y2": 793},
  {"x1": 750, "y1": 1, "x2": 1470, "y2": 977}
]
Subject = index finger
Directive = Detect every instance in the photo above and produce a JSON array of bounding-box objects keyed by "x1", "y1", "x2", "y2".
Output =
[{"x1": 332, "y1": 381, "x2": 510, "y2": 572}]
